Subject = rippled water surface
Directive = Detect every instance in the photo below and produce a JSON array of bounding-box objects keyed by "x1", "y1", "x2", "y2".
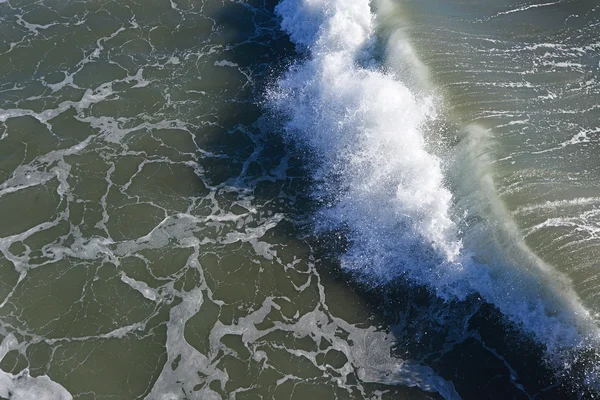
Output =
[{"x1": 0, "y1": 0, "x2": 599, "y2": 399}]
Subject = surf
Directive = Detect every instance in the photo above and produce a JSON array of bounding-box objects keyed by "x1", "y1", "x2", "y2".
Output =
[{"x1": 268, "y1": 0, "x2": 600, "y2": 387}]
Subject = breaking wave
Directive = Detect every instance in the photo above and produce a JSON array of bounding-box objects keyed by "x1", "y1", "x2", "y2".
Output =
[{"x1": 268, "y1": 0, "x2": 600, "y2": 382}]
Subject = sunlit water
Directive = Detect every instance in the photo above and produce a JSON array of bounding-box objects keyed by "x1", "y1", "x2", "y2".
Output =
[{"x1": 0, "y1": 0, "x2": 598, "y2": 399}]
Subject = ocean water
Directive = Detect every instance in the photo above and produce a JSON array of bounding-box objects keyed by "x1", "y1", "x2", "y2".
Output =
[{"x1": 0, "y1": 0, "x2": 598, "y2": 399}]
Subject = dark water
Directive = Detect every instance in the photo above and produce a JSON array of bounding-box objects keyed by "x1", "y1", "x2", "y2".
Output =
[{"x1": 0, "y1": 0, "x2": 598, "y2": 399}]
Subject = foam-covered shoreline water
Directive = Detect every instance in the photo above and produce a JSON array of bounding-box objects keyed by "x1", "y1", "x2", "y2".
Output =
[{"x1": 269, "y1": 0, "x2": 600, "y2": 383}]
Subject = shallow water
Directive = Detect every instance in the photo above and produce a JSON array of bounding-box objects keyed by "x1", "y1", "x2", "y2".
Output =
[{"x1": 0, "y1": 0, "x2": 599, "y2": 399}]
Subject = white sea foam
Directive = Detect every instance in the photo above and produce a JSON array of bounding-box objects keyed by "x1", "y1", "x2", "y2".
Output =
[
  {"x1": 515, "y1": 197, "x2": 600, "y2": 215},
  {"x1": 271, "y1": 0, "x2": 465, "y2": 293},
  {"x1": 487, "y1": 1, "x2": 562, "y2": 19},
  {"x1": 270, "y1": 0, "x2": 600, "y2": 379},
  {"x1": 0, "y1": 336, "x2": 73, "y2": 400}
]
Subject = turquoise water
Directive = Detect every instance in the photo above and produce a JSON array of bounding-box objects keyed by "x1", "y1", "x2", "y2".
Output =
[{"x1": 0, "y1": 0, "x2": 599, "y2": 399}]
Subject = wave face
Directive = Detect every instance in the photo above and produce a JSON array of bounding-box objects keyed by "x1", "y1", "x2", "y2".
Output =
[{"x1": 269, "y1": 0, "x2": 600, "y2": 380}]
